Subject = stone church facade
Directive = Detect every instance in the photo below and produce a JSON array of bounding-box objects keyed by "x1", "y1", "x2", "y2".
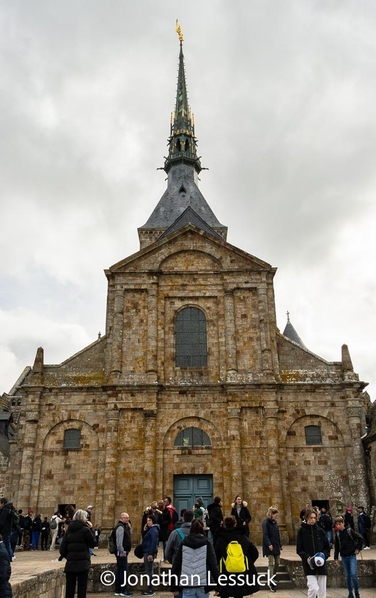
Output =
[{"x1": 1, "y1": 34, "x2": 373, "y2": 544}]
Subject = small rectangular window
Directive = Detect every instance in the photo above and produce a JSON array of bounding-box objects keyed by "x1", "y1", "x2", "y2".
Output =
[
  {"x1": 64, "y1": 429, "x2": 81, "y2": 449},
  {"x1": 305, "y1": 425, "x2": 322, "y2": 446}
]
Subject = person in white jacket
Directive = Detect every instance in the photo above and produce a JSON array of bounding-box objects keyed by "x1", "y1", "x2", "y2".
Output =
[{"x1": 50, "y1": 512, "x2": 65, "y2": 550}]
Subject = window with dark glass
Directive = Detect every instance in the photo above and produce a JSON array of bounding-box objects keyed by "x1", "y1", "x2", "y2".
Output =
[
  {"x1": 174, "y1": 427, "x2": 211, "y2": 448},
  {"x1": 305, "y1": 425, "x2": 322, "y2": 445},
  {"x1": 175, "y1": 307, "x2": 207, "y2": 367},
  {"x1": 63, "y1": 429, "x2": 81, "y2": 449}
]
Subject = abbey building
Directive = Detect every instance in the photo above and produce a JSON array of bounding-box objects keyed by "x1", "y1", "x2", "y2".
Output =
[{"x1": 0, "y1": 33, "x2": 373, "y2": 544}]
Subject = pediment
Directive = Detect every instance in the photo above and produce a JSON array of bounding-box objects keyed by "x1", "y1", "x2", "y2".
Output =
[{"x1": 107, "y1": 224, "x2": 274, "y2": 276}]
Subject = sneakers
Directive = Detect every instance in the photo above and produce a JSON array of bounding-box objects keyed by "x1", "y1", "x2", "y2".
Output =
[
  {"x1": 268, "y1": 583, "x2": 277, "y2": 593},
  {"x1": 364, "y1": 546, "x2": 370, "y2": 549},
  {"x1": 115, "y1": 594, "x2": 133, "y2": 597},
  {"x1": 141, "y1": 592, "x2": 155, "y2": 597}
]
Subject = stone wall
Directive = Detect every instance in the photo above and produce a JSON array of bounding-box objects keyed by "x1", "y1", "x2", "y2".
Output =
[
  {"x1": 11, "y1": 559, "x2": 376, "y2": 596},
  {"x1": 283, "y1": 558, "x2": 376, "y2": 589},
  {"x1": 13, "y1": 568, "x2": 65, "y2": 598}
]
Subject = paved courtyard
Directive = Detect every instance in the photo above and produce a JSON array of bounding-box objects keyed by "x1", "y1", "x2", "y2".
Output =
[{"x1": 9, "y1": 545, "x2": 376, "y2": 597}]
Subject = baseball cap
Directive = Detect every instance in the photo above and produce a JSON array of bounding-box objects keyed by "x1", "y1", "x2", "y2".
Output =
[{"x1": 86, "y1": 505, "x2": 93, "y2": 509}]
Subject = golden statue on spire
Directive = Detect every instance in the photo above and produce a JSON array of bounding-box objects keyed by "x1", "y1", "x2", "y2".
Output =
[{"x1": 176, "y1": 19, "x2": 184, "y2": 42}]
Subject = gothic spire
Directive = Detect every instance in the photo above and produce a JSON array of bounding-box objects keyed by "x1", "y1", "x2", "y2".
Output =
[
  {"x1": 164, "y1": 21, "x2": 202, "y2": 174},
  {"x1": 138, "y1": 22, "x2": 227, "y2": 249}
]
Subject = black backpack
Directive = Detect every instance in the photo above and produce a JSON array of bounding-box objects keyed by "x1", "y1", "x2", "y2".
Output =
[{"x1": 108, "y1": 526, "x2": 117, "y2": 554}]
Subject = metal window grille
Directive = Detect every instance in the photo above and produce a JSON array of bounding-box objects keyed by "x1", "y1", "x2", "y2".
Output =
[
  {"x1": 305, "y1": 425, "x2": 322, "y2": 445},
  {"x1": 175, "y1": 307, "x2": 207, "y2": 367},
  {"x1": 174, "y1": 427, "x2": 211, "y2": 447},
  {"x1": 63, "y1": 428, "x2": 81, "y2": 449}
]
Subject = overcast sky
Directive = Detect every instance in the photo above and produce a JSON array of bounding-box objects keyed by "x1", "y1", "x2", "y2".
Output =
[{"x1": 1, "y1": 1, "x2": 375, "y2": 400}]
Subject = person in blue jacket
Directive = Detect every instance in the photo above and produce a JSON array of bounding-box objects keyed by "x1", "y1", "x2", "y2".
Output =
[
  {"x1": 141, "y1": 514, "x2": 160, "y2": 597},
  {"x1": 262, "y1": 507, "x2": 282, "y2": 593}
]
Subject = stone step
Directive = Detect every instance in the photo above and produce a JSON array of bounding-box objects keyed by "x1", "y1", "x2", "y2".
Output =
[{"x1": 159, "y1": 562, "x2": 295, "y2": 591}]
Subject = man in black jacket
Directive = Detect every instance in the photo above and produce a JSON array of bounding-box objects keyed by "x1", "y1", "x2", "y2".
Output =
[
  {"x1": 206, "y1": 497, "x2": 223, "y2": 546},
  {"x1": 114, "y1": 512, "x2": 132, "y2": 597},
  {"x1": 334, "y1": 516, "x2": 362, "y2": 598},
  {"x1": 296, "y1": 508, "x2": 331, "y2": 598},
  {"x1": 0, "y1": 533, "x2": 12, "y2": 598},
  {"x1": 0, "y1": 499, "x2": 14, "y2": 560}
]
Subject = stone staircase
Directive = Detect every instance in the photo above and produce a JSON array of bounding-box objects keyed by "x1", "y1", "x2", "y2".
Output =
[
  {"x1": 159, "y1": 561, "x2": 294, "y2": 592},
  {"x1": 254, "y1": 563, "x2": 294, "y2": 591}
]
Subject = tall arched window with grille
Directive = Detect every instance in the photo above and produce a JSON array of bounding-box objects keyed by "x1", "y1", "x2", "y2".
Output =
[{"x1": 175, "y1": 307, "x2": 207, "y2": 367}]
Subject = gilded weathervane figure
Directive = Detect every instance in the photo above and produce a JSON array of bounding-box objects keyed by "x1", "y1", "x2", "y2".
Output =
[{"x1": 176, "y1": 19, "x2": 184, "y2": 42}]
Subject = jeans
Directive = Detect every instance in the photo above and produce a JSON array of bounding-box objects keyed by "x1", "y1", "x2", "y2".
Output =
[
  {"x1": 183, "y1": 588, "x2": 209, "y2": 598},
  {"x1": 341, "y1": 555, "x2": 360, "y2": 597},
  {"x1": 143, "y1": 555, "x2": 155, "y2": 592},
  {"x1": 326, "y1": 530, "x2": 332, "y2": 545},
  {"x1": 267, "y1": 554, "x2": 280, "y2": 581},
  {"x1": 31, "y1": 531, "x2": 40, "y2": 549},
  {"x1": 2, "y1": 534, "x2": 13, "y2": 560},
  {"x1": 115, "y1": 553, "x2": 129, "y2": 593}
]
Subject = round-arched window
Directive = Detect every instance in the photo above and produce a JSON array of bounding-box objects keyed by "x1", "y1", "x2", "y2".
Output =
[{"x1": 174, "y1": 427, "x2": 211, "y2": 448}]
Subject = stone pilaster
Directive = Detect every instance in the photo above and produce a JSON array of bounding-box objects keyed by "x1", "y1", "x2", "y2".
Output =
[
  {"x1": 101, "y1": 409, "x2": 120, "y2": 528},
  {"x1": 258, "y1": 283, "x2": 273, "y2": 375},
  {"x1": 346, "y1": 404, "x2": 369, "y2": 507},
  {"x1": 224, "y1": 291, "x2": 237, "y2": 374},
  {"x1": 264, "y1": 404, "x2": 288, "y2": 544},
  {"x1": 228, "y1": 408, "x2": 242, "y2": 499},
  {"x1": 143, "y1": 410, "x2": 157, "y2": 506},
  {"x1": 147, "y1": 285, "x2": 158, "y2": 378},
  {"x1": 18, "y1": 403, "x2": 40, "y2": 509},
  {"x1": 110, "y1": 288, "x2": 124, "y2": 378}
]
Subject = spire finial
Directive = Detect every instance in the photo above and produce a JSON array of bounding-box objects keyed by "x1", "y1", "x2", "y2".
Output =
[
  {"x1": 287, "y1": 310, "x2": 290, "y2": 322},
  {"x1": 176, "y1": 19, "x2": 184, "y2": 42},
  {"x1": 163, "y1": 22, "x2": 202, "y2": 175}
]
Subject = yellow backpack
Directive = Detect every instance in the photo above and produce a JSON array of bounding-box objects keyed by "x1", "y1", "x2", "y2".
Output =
[{"x1": 220, "y1": 541, "x2": 248, "y2": 573}]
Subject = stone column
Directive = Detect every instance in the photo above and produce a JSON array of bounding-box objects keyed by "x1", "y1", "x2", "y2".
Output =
[
  {"x1": 346, "y1": 404, "x2": 369, "y2": 507},
  {"x1": 224, "y1": 291, "x2": 237, "y2": 375},
  {"x1": 257, "y1": 284, "x2": 273, "y2": 375},
  {"x1": 143, "y1": 410, "x2": 157, "y2": 506},
  {"x1": 110, "y1": 288, "x2": 124, "y2": 378},
  {"x1": 101, "y1": 409, "x2": 120, "y2": 528},
  {"x1": 147, "y1": 285, "x2": 158, "y2": 378},
  {"x1": 264, "y1": 404, "x2": 288, "y2": 544},
  {"x1": 18, "y1": 402, "x2": 40, "y2": 509},
  {"x1": 228, "y1": 408, "x2": 242, "y2": 499}
]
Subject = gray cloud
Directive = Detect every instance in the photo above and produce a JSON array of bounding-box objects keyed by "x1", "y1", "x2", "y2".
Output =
[{"x1": 1, "y1": 1, "x2": 375, "y2": 398}]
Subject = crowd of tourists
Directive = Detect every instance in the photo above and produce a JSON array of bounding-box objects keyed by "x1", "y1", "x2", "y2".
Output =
[
  {"x1": 111, "y1": 496, "x2": 373, "y2": 598},
  {"x1": 0, "y1": 494, "x2": 373, "y2": 598}
]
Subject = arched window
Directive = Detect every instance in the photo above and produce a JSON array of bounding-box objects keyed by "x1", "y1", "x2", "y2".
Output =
[
  {"x1": 64, "y1": 429, "x2": 81, "y2": 450},
  {"x1": 305, "y1": 425, "x2": 322, "y2": 446},
  {"x1": 175, "y1": 307, "x2": 207, "y2": 367},
  {"x1": 174, "y1": 427, "x2": 211, "y2": 448}
]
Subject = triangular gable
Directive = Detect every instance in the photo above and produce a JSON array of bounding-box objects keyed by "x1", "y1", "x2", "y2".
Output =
[
  {"x1": 107, "y1": 223, "x2": 274, "y2": 275},
  {"x1": 277, "y1": 331, "x2": 337, "y2": 367}
]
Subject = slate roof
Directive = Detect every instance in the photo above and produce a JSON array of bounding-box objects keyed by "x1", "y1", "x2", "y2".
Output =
[
  {"x1": 282, "y1": 316, "x2": 306, "y2": 349},
  {"x1": 139, "y1": 33, "x2": 227, "y2": 242}
]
